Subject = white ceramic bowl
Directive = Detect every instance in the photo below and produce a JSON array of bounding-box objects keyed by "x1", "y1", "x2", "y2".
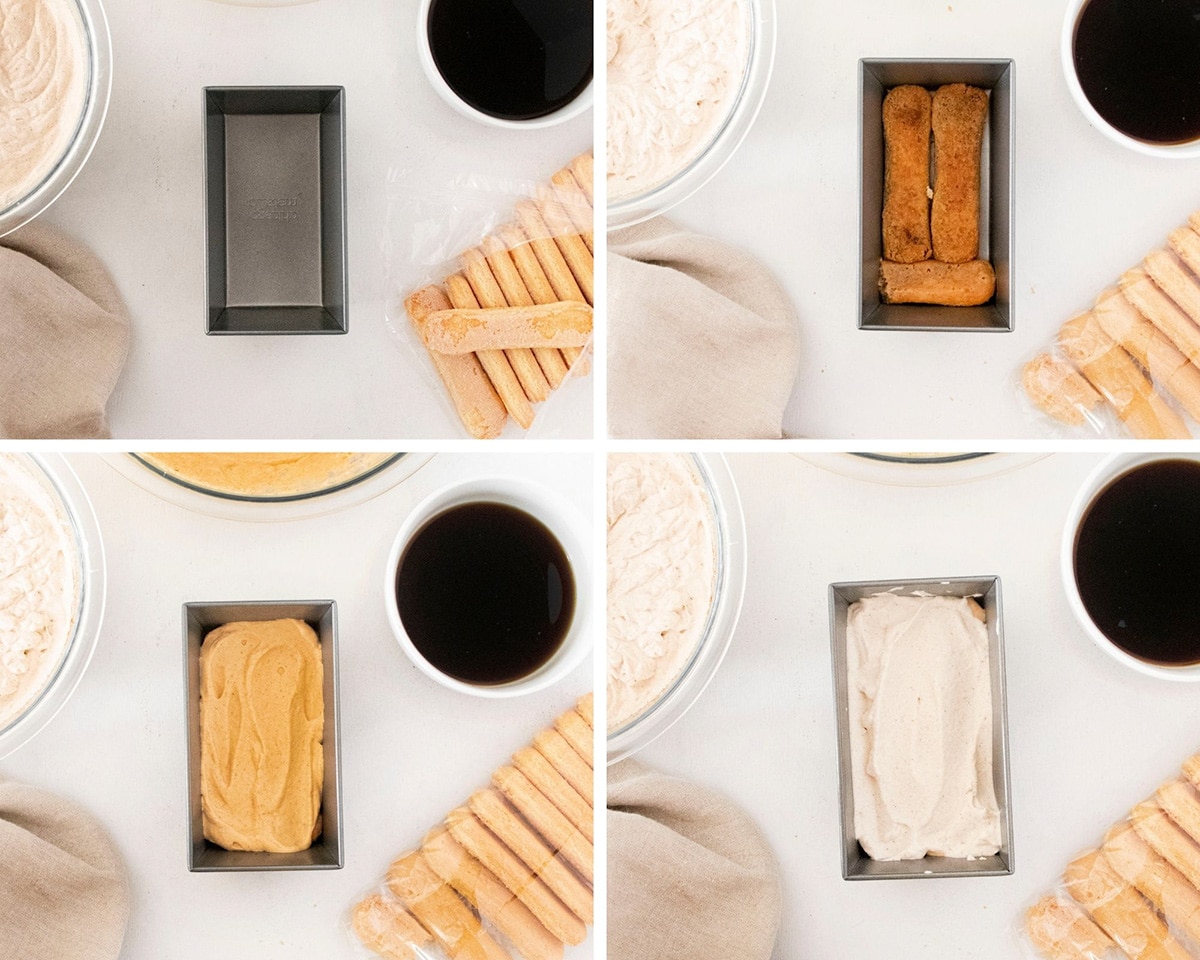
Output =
[
  {"x1": 384, "y1": 477, "x2": 592, "y2": 697},
  {"x1": 1061, "y1": 452, "x2": 1200, "y2": 680},
  {"x1": 1060, "y1": 0, "x2": 1200, "y2": 158},
  {"x1": 0, "y1": 454, "x2": 106, "y2": 758},
  {"x1": 0, "y1": 0, "x2": 113, "y2": 237},
  {"x1": 415, "y1": 0, "x2": 593, "y2": 130}
]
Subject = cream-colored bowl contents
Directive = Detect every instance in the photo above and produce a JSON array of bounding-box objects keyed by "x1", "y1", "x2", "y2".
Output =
[
  {"x1": 607, "y1": 453, "x2": 716, "y2": 732},
  {"x1": 0, "y1": 0, "x2": 88, "y2": 209},
  {"x1": 0, "y1": 454, "x2": 79, "y2": 731},
  {"x1": 607, "y1": 0, "x2": 747, "y2": 200},
  {"x1": 139, "y1": 453, "x2": 394, "y2": 499},
  {"x1": 847, "y1": 593, "x2": 1000, "y2": 861}
]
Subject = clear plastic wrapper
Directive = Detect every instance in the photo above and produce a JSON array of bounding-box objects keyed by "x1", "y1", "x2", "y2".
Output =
[
  {"x1": 346, "y1": 696, "x2": 594, "y2": 960},
  {"x1": 1018, "y1": 751, "x2": 1200, "y2": 960},
  {"x1": 383, "y1": 155, "x2": 595, "y2": 440},
  {"x1": 1019, "y1": 209, "x2": 1200, "y2": 439}
]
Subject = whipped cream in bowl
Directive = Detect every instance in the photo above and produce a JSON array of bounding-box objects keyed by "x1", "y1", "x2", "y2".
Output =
[
  {"x1": 607, "y1": 453, "x2": 747, "y2": 763},
  {"x1": 607, "y1": 0, "x2": 776, "y2": 228},
  {"x1": 0, "y1": 454, "x2": 105, "y2": 758},
  {"x1": 0, "y1": 0, "x2": 112, "y2": 237}
]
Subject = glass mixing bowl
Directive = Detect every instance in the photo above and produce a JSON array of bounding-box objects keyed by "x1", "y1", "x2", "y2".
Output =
[
  {"x1": 607, "y1": 0, "x2": 777, "y2": 229},
  {"x1": 105, "y1": 452, "x2": 434, "y2": 522},
  {"x1": 607, "y1": 453, "x2": 748, "y2": 763},
  {"x1": 0, "y1": 454, "x2": 106, "y2": 759},
  {"x1": 0, "y1": 0, "x2": 113, "y2": 238}
]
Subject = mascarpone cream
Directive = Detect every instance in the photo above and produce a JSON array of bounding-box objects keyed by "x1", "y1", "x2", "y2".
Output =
[
  {"x1": 0, "y1": 454, "x2": 78, "y2": 731},
  {"x1": 199, "y1": 618, "x2": 324, "y2": 853},
  {"x1": 607, "y1": 0, "x2": 748, "y2": 201},
  {"x1": 846, "y1": 593, "x2": 1001, "y2": 861},
  {"x1": 607, "y1": 453, "x2": 716, "y2": 732},
  {"x1": 0, "y1": 0, "x2": 88, "y2": 209},
  {"x1": 140, "y1": 452, "x2": 393, "y2": 499}
]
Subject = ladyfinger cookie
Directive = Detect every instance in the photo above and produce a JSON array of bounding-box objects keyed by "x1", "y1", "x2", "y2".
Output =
[
  {"x1": 445, "y1": 273, "x2": 536, "y2": 430},
  {"x1": 351, "y1": 895, "x2": 433, "y2": 960},
  {"x1": 1093, "y1": 288, "x2": 1200, "y2": 423},
  {"x1": 1157, "y1": 780, "x2": 1200, "y2": 847},
  {"x1": 1025, "y1": 895, "x2": 1116, "y2": 960},
  {"x1": 1119, "y1": 267, "x2": 1200, "y2": 366},
  {"x1": 1105, "y1": 821, "x2": 1200, "y2": 946},
  {"x1": 1021, "y1": 353, "x2": 1102, "y2": 427},
  {"x1": 462, "y1": 248, "x2": 551, "y2": 404},
  {"x1": 532, "y1": 730, "x2": 592, "y2": 804},
  {"x1": 1132, "y1": 800, "x2": 1200, "y2": 891},
  {"x1": 445, "y1": 806, "x2": 586, "y2": 946},
  {"x1": 931, "y1": 84, "x2": 988, "y2": 264},
  {"x1": 387, "y1": 851, "x2": 511, "y2": 960},
  {"x1": 1145, "y1": 249, "x2": 1200, "y2": 334},
  {"x1": 575, "y1": 693, "x2": 593, "y2": 729},
  {"x1": 1057, "y1": 313, "x2": 1189, "y2": 440},
  {"x1": 423, "y1": 826, "x2": 564, "y2": 960},
  {"x1": 512, "y1": 747, "x2": 593, "y2": 842},
  {"x1": 1169, "y1": 226, "x2": 1200, "y2": 280},
  {"x1": 878, "y1": 258, "x2": 995, "y2": 306},
  {"x1": 553, "y1": 709, "x2": 593, "y2": 767},
  {"x1": 493, "y1": 765, "x2": 593, "y2": 882},
  {"x1": 1183, "y1": 754, "x2": 1200, "y2": 793},
  {"x1": 1064, "y1": 849, "x2": 1191, "y2": 960},
  {"x1": 421, "y1": 304, "x2": 593, "y2": 355},
  {"x1": 479, "y1": 234, "x2": 571, "y2": 388},
  {"x1": 881, "y1": 85, "x2": 933, "y2": 264},
  {"x1": 468, "y1": 789, "x2": 593, "y2": 924},
  {"x1": 406, "y1": 286, "x2": 507, "y2": 440}
]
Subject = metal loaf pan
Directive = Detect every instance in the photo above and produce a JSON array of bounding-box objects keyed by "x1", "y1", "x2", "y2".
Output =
[
  {"x1": 859, "y1": 59, "x2": 1014, "y2": 332},
  {"x1": 204, "y1": 87, "x2": 347, "y2": 335},
  {"x1": 828, "y1": 577, "x2": 1014, "y2": 879},
  {"x1": 184, "y1": 600, "x2": 343, "y2": 871}
]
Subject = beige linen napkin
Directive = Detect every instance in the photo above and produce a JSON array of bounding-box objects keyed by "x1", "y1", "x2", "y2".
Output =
[
  {"x1": 608, "y1": 218, "x2": 800, "y2": 439},
  {"x1": 0, "y1": 222, "x2": 130, "y2": 438},
  {"x1": 608, "y1": 759, "x2": 782, "y2": 960},
  {"x1": 0, "y1": 780, "x2": 130, "y2": 960}
]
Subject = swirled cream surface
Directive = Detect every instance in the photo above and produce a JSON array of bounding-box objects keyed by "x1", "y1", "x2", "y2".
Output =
[
  {"x1": 0, "y1": 454, "x2": 79, "y2": 731},
  {"x1": 607, "y1": 453, "x2": 715, "y2": 732},
  {"x1": 607, "y1": 0, "x2": 747, "y2": 200},
  {"x1": 847, "y1": 593, "x2": 1000, "y2": 861},
  {"x1": 0, "y1": 0, "x2": 88, "y2": 209},
  {"x1": 200, "y1": 618, "x2": 324, "y2": 853}
]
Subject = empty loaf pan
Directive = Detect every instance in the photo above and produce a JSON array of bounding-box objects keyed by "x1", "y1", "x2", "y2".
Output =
[
  {"x1": 184, "y1": 600, "x2": 343, "y2": 871},
  {"x1": 204, "y1": 87, "x2": 348, "y2": 334},
  {"x1": 828, "y1": 576, "x2": 1014, "y2": 879},
  {"x1": 859, "y1": 59, "x2": 1014, "y2": 332}
]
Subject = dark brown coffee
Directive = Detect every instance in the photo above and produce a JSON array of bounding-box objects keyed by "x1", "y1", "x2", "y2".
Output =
[
  {"x1": 1074, "y1": 459, "x2": 1200, "y2": 665},
  {"x1": 1073, "y1": 0, "x2": 1200, "y2": 144},
  {"x1": 427, "y1": 0, "x2": 593, "y2": 122},
  {"x1": 396, "y1": 501, "x2": 575, "y2": 684}
]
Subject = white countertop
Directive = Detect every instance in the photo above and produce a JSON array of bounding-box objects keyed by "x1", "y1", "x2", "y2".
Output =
[
  {"x1": 44, "y1": 0, "x2": 592, "y2": 439},
  {"x1": 663, "y1": 1, "x2": 1200, "y2": 438},
  {"x1": 0, "y1": 452, "x2": 593, "y2": 960},
  {"x1": 631, "y1": 453, "x2": 1200, "y2": 959}
]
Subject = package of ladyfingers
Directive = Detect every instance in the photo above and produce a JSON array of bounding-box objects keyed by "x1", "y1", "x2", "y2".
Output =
[
  {"x1": 1018, "y1": 752, "x2": 1200, "y2": 960},
  {"x1": 346, "y1": 697, "x2": 595, "y2": 960},
  {"x1": 1018, "y1": 210, "x2": 1200, "y2": 439},
  {"x1": 382, "y1": 156, "x2": 595, "y2": 441}
]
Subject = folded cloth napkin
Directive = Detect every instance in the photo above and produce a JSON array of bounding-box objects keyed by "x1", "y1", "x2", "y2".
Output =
[
  {"x1": 608, "y1": 218, "x2": 800, "y2": 439},
  {"x1": 608, "y1": 759, "x2": 782, "y2": 960},
  {"x1": 0, "y1": 222, "x2": 130, "y2": 439},
  {"x1": 0, "y1": 780, "x2": 130, "y2": 960}
]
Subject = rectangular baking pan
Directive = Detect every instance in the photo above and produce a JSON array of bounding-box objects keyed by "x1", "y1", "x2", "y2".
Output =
[
  {"x1": 184, "y1": 600, "x2": 343, "y2": 871},
  {"x1": 859, "y1": 59, "x2": 1014, "y2": 331},
  {"x1": 828, "y1": 577, "x2": 1014, "y2": 879},
  {"x1": 204, "y1": 87, "x2": 347, "y2": 334}
]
